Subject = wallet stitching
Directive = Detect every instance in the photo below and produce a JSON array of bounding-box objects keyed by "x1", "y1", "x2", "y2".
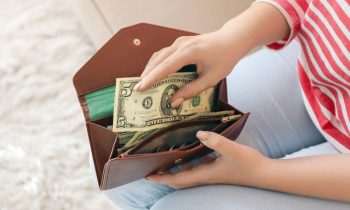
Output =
[
  {"x1": 87, "y1": 124, "x2": 103, "y2": 187},
  {"x1": 103, "y1": 160, "x2": 112, "y2": 189}
]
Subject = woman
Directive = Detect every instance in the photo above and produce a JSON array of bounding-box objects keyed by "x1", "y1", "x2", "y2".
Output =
[{"x1": 107, "y1": 1, "x2": 350, "y2": 209}]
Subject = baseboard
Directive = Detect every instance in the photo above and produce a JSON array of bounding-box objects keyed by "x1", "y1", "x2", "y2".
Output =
[{"x1": 72, "y1": 0, "x2": 113, "y2": 48}]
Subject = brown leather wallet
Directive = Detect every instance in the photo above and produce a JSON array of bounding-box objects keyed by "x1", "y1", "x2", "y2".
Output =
[{"x1": 73, "y1": 23, "x2": 249, "y2": 190}]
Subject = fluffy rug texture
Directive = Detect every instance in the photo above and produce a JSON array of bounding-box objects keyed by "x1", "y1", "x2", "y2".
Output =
[{"x1": 0, "y1": 0, "x2": 117, "y2": 209}]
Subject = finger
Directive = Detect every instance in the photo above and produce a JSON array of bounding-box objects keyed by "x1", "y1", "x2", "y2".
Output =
[
  {"x1": 141, "y1": 47, "x2": 177, "y2": 78},
  {"x1": 136, "y1": 50, "x2": 193, "y2": 91},
  {"x1": 147, "y1": 160, "x2": 219, "y2": 189},
  {"x1": 142, "y1": 36, "x2": 190, "y2": 78},
  {"x1": 196, "y1": 131, "x2": 239, "y2": 157},
  {"x1": 170, "y1": 74, "x2": 215, "y2": 107}
]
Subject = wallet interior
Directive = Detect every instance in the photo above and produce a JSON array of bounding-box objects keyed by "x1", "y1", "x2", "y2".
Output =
[
  {"x1": 84, "y1": 85, "x2": 115, "y2": 121},
  {"x1": 127, "y1": 118, "x2": 233, "y2": 155},
  {"x1": 83, "y1": 64, "x2": 198, "y2": 121},
  {"x1": 81, "y1": 78, "x2": 243, "y2": 189},
  {"x1": 82, "y1": 64, "x2": 241, "y2": 163},
  {"x1": 73, "y1": 23, "x2": 251, "y2": 189}
]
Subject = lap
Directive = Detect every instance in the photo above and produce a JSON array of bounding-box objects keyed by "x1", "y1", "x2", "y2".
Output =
[
  {"x1": 104, "y1": 179, "x2": 175, "y2": 210},
  {"x1": 227, "y1": 42, "x2": 325, "y2": 158},
  {"x1": 283, "y1": 142, "x2": 339, "y2": 159},
  {"x1": 151, "y1": 184, "x2": 350, "y2": 210}
]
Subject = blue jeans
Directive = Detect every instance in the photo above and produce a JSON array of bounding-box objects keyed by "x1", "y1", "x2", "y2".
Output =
[{"x1": 100, "y1": 42, "x2": 346, "y2": 210}]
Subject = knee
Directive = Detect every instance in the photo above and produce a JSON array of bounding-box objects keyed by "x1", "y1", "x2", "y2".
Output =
[
  {"x1": 104, "y1": 185, "x2": 141, "y2": 210},
  {"x1": 104, "y1": 179, "x2": 175, "y2": 210}
]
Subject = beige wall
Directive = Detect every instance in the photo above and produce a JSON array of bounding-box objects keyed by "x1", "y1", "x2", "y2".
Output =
[{"x1": 73, "y1": 0, "x2": 254, "y2": 48}]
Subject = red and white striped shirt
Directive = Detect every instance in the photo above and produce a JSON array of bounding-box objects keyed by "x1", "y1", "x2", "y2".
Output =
[{"x1": 256, "y1": 0, "x2": 350, "y2": 153}]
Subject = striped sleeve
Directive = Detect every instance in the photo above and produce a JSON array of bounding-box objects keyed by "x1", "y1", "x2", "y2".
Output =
[{"x1": 254, "y1": 0, "x2": 310, "y2": 50}]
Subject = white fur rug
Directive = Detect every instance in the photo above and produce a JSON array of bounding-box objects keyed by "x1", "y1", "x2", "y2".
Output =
[{"x1": 0, "y1": 0, "x2": 117, "y2": 209}]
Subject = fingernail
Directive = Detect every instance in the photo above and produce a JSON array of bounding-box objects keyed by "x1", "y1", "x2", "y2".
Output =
[
  {"x1": 133, "y1": 81, "x2": 143, "y2": 91},
  {"x1": 196, "y1": 130, "x2": 210, "y2": 141},
  {"x1": 171, "y1": 97, "x2": 184, "y2": 107}
]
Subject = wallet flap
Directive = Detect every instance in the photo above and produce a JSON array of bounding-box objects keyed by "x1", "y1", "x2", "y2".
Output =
[{"x1": 73, "y1": 23, "x2": 196, "y2": 97}]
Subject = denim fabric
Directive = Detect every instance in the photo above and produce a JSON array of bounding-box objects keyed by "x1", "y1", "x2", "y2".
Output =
[
  {"x1": 104, "y1": 179, "x2": 176, "y2": 210},
  {"x1": 151, "y1": 185, "x2": 350, "y2": 210}
]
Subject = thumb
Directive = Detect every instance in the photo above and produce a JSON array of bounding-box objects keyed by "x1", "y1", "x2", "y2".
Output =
[{"x1": 196, "y1": 131, "x2": 237, "y2": 156}]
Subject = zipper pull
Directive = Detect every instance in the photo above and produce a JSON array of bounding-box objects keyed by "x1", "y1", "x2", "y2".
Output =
[{"x1": 221, "y1": 114, "x2": 241, "y2": 123}]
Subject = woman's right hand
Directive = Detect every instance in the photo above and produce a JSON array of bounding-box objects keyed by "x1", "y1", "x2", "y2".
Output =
[
  {"x1": 134, "y1": 29, "x2": 242, "y2": 107},
  {"x1": 133, "y1": 2, "x2": 290, "y2": 108}
]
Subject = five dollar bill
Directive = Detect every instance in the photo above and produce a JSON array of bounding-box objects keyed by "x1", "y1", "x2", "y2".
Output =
[{"x1": 112, "y1": 72, "x2": 217, "y2": 132}]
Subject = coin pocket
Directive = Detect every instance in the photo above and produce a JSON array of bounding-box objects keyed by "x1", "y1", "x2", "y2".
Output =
[
  {"x1": 125, "y1": 120, "x2": 217, "y2": 155},
  {"x1": 125, "y1": 115, "x2": 239, "y2": 155}
]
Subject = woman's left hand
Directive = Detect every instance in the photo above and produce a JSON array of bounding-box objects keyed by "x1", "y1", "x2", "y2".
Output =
[{"x1": 146, "y1": 131, "x2": 271, "y2": 189}]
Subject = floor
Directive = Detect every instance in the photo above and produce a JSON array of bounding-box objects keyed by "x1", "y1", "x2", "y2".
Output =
[{"x1": 0, "y1": 0, "x2": 117, "y2": 209}]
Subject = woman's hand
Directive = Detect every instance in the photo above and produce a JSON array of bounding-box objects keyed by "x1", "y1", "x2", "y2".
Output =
[
  {"x1": 134, "y1": 30, "x2": 242, "y2": 107},
  {"x1": 134, "y1": 2, "x2": 290, "y2": 107},
  {"x1": 147, "y1": 131, "x2": 350, "y2": 202},
  {"x1": 146, "y1": 131, "x2": 271, "y2": 189}
]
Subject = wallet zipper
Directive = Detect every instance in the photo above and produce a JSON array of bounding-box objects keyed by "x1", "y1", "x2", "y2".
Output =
[{"x1": 221, "y1": 114, "x2": 241, "y2": 123}]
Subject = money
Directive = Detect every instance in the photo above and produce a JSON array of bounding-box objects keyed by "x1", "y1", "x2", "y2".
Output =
[
  {"x1": 107, "y1": 126, "x2": 136, "y2": 145},
  {"x1": 119, "y1": 111, "x2": 240, "y2": 153},
  {"x1": 113, "y1": 72, "x2": 217, "y2": 133},
  {"x1": 118, "y1": 132, "x2": 137, "y2": 145},
  {"x1": 120, "y1": 128, "x2": 159, "y2": 151}
]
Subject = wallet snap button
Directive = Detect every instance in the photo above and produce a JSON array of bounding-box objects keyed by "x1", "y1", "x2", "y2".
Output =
[
  {"x1": 133, "y1": 38, "x2": 141, "y2": 46},
  {"x1": 175, "y1": 159, "x2": 183, "y2": 165}
]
